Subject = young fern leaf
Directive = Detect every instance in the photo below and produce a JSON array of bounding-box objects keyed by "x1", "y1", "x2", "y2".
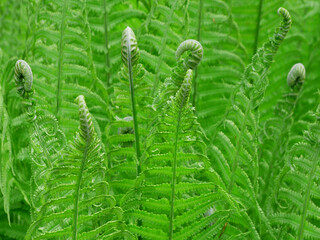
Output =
[
  {"x1": 260, "y1": 63, "x2": 306, "y2": 210},
  {"x1": 121, "y1": 26, "x2": 142, "y2": 174},
  {"x1": 208, "y1": 7, "x2": 292, "y2": 238},
  {"x1": 153, "y1": 39, "x2": 203, "y2": 110},
  {"x1": 107, "y1": 27, "x2": 153, "y2": 200},
  {"x1": 122, "y1": 70, "x2": 232, "y2": 239},
  {"x1": 14, "y1": 60, "x2": 34, "y2": 99},
  {"x1": 25, "y1": 95, "x2": 132, "y2": 240},
  {"x1": 175, "y1": 39, "x2": 203, "y2": 71},
  {"x1": 287, "y1": 63, "x2": 305, "y2": 91},
  {"x1": 14, "y1": 60, "x2": 66, "y2": 221},
  {"x1": 0, "y1": 58, "x2": 18, "y2": 225}
]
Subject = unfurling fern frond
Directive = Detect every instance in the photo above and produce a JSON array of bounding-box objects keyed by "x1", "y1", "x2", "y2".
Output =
[
  {"x1": 14, "y1": 60, "x2": 36, "y2": 123},
  {"x1": 14, "y1": 60, "x2": 66, "y2": 221},
  {"x1": 259, "y1": 63, "x2": 306, "y2": 211},
  {"x1": 14, "y1": 60, "x2": 34, "y2": 99},
  {"x1": 190, "y1": 0, "x2": 248, "y2": 129},
  {"x1": 208, "y1": 7, "x2": 292, "y2": 239},
  {"x1": 0, "y1": 58, "x2": 19, "y2": 225},
  {"x1": 121, "y1": 26, "x2": 142, "y2": 172},
  {"x1": 122, "y1": 70, "x2": 233, "y2": 239},
  {"x1": 271, "y1": 104, "x2": 320, "y2": 239},
  {"x1": 25, "y1": 95, "x2": 133, "y2": 239},
  {"x1": 287, "y1": 63, "x2": 305, "y2": 91},
  {"x1": 107, "y1": 27, "x2": 153, "y2": 200},
  {"x1": 175, "y1": 39, "x2": 203, "y2": 70},
  {"x1": 153, "y1": 39, "x2": 203, "y2": 110}
]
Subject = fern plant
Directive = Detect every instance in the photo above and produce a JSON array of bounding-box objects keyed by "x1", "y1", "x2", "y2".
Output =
[
  {"x1": 259, "y1": 63, "x2": 306, "y2": 210},
  {"x1": 122, "y1": 69, "x2": 234, "y2": 239},
  {"x1": 1, "y1": 1, "x2": 320, "y2": 239},
  {"x1": 25, "y1": 94, "x2": 133, "y2": 239}
]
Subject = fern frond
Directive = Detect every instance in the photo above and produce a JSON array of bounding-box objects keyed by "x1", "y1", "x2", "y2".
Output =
[
  {"x1": 106, "y1": 26, "x2": 154, "y2": 201},
  {"x1": 25, "y1": 95, "x2": 132, "y2": 240},
  {"x1": 14, "y1": 60, "x2": 66, "y2": 224},
  {"x1": 259, "y1": 63, "x2": 306, "y2": 211},
  {"x1": 153, "y1": 39, "x2": 203, "y2": 110},
  {"x1": 122, "y1": 70, "x2": 233, "y2": 239},
  {"x1": 207, "y1": 7, "x2": 292, "y2": 239}
]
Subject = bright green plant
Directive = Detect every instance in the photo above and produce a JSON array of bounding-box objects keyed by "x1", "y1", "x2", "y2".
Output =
[{"x1": 0, "y1": 1, "x2": 320, "y2": 239}]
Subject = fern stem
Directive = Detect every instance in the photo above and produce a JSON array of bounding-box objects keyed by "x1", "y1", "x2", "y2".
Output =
[
  {"x1": 125, "y1": 30, "x2": 142, "y2": 175},
  {"x1": 73, "y1": 95, "x2": 92, "y2": 240},
  {"x1": 56, "y1": 0, "x2": 67, "y2": 116},
  {"x1": 169, "y1": 104, "x2": 182, "y2": 240},
  {"x1": 253, "y1": 0, "x2": 263, "y2": 54},
  {"x1": 152, "y1": 0, "x2": 178, "y2": 94},
  {"x1": 192, "y1": 0, "x2": 203, "y2": 108},
  {"x1": 298, "y1": 145, "x2": 319, "y2": 239},
  {"x1": 103, "y1": 0, "x2": 110, "y2": 87},
  {"x1": 183, "y1": 0, "x2": 189, "y2": 39},
  {"x1": 137, "y1": 0, "x2": 157, "y2": 39},
  {"x1": 73, "y1": 143, "x2": 89, "y2": 240}
]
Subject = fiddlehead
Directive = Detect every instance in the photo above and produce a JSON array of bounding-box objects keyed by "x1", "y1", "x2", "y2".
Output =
[
  {"x1": 121, "y1": 26, "x2": 140, "y2": 68},
  {"x1": 287, "y1": 63, "x2": 305, "y2": 91},
  {"x1": 153, "y1": 39, "x2": 203, "y2": 110},
  {"x1": 208, "y1": 8, "x2": 292, "y2": 239},
  {"x1": 175, "y1": 39, "x2": 203, "y2": 70},
  {"x1": 241, "y1": 7, "x2": 292, "y2": 108},
  {"x1": 172, "y1": 39, "x2": 203, "y2": 87},
  {"x1": 121, "y1": 26, "x2": 142, "y2": 175},
  {"x1": 75, "y1": 95, "x2": 95, "y2": 142},
  {"x1": 14, "y1": 60, "x2": 34, "y2": 99},
  {"x1": 262, "y1": 7, "x2": 292, "y2": 66}
]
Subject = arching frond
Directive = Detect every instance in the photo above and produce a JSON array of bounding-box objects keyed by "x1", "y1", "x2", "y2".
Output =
[
  {"x1": 122, "y1": 70, "x2": 235, "y2": 239},
  {"x1": 25, "y1": 95, "x2": 133, "y2": 239}
]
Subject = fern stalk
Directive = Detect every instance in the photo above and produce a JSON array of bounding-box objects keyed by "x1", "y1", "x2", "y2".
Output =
[
  {"x1": 253, "y1": 0, "x2": 264, "y2": 54},
  {"x1": 56, "y1": 0, "x2": 67, "y2": 116},
  {"x1": 103, "y1": 0, "x2": 110, "y2": 87},
  {"x1": 192, "y1": 0, "x2": 203, "y2": 108},
  {"x1": 152, "y1": 0, "x2": 178, "y2": 94},
  {"x1": 83, "y1": 1, "x2": 98, "y2": 90},
  {"x1": 169, "y1": 69, "x2": 192, "y2": 239},
  {"x1": 122, "y1": 27, "x2": 142, "y2": 174},
  {"x1": 72, "y1": 95, "x2": 94, "y2": 240}
]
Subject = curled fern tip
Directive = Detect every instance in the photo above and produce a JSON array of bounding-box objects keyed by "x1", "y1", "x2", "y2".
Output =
[
  {"x1": 287, "y1": 63, "x2": 305, "y2": 89},
  {"x1": 75, "y1": 95, "x2": 94, "y2": 142},
  {"x1": 121, "y1": 26, "x2": 140, "y2": 67},
  {"x1": 176, "y1": 39, "x2": 203, "y2": 70},
  {"x1": 14, "y1": 60, "x2": 34, "y2": 98}
]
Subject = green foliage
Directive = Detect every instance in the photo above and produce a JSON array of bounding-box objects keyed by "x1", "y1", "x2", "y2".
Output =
[{"x1": 0, "y1": 0, "x2": 320, "y2": 239}]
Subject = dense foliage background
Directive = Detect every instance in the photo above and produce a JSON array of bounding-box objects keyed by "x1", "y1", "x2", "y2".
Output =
[{"x1": 0, "y1": 0, "x2": 320, "y2": 239}]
